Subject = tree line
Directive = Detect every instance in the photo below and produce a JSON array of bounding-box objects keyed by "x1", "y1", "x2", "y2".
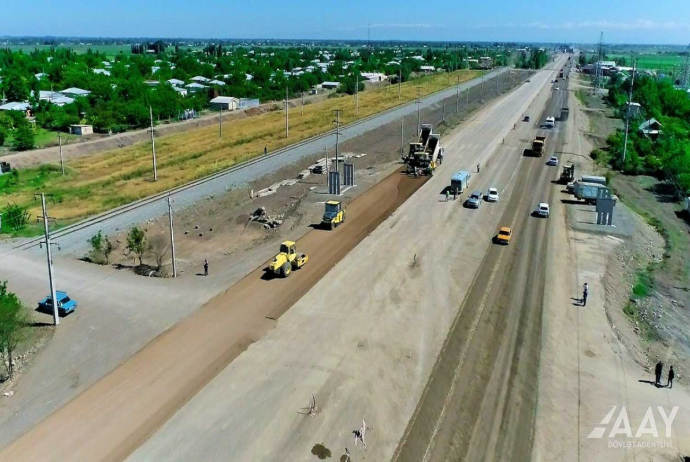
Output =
[{"x1": 604, "y1": 72, "x2": 690, "y2": 194}]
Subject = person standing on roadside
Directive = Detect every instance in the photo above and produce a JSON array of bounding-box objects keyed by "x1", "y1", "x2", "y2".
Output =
[
  {"x1": 668, "y1": 366, "x2": 675, "y2": 389},
  {"x1": 582, "y1": 282, "x2": 589, "y2": 306},
  {"x1": 264, "y1": 146, "x2": 268, "y2": 156},
  {"x1": 445, "y1": 189, "x2": 450, "y2": 202},
  {"x1": 655, "y1": 361, "x2": 664, "y2": 386},
  {"x1": 204, "y1": 259, "x2": 209, "y2": 277}
]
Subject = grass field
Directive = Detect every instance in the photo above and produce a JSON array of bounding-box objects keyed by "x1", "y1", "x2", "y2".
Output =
[
  {"x1": 2, "y1": 129, "x2": 79, "y2": 150},
  {"x1": 0, "y1": 69, "x2": 482, "y2": 226},
  {"x1": 4, "y1": 44, "x2": 131, "y2": 58},
  {"x1": 607, "y1": 53, "x2": 686, "y2": 71}
]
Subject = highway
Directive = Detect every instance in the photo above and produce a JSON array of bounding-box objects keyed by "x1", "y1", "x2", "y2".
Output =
[{"x1": 0, "y1": 56, "x2": 568, "y2": 461}]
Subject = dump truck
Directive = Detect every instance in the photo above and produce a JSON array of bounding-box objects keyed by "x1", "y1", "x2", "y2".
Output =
[
  {"x1": 404, "y1": 124, "x2": 441, "y2": 175},
  {"x1": 559, "y1": 164, "x2": 575, "y2": 184},
  {"x1": 321, "y1": 200, "x2": 345, "y2": 229},
  {"x1": 530, "y1": 136, "x2": 546, "y2": 157},
  {"x1": 268, "y1": 241, "x2": 308, "y2": 278}
]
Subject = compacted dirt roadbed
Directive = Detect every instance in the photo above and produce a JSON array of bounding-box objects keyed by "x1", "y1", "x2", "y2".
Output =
[{"x1": 0, "y1": 169, "x2": 428, "y2": 462}]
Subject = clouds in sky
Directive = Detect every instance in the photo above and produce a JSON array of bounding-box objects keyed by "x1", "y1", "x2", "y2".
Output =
[{"x1": 474, "y1": 19, "x2": 690, "y2": 31}]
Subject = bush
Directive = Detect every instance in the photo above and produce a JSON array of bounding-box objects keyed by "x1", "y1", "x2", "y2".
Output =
[
  {"x1": 2, "y1": 203, "x2": 30, "y2": 231},
  {"x1": 11, "y1": 125, "x2": 35, "y2": 151}
]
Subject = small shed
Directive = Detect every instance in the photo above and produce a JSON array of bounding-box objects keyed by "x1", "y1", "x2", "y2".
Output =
[
  {"x1": 209, "y1": 96, "x2": 238, "y2": 111},
  {"x1": 639, "y1": 118, "x2": 662, "y2": 140},
  {"x1": 320, "y1": 81, "x2": 340, "y2": 90},
  {"x1": 70, "y1": 124, "x2": 94, "y2": 136}
]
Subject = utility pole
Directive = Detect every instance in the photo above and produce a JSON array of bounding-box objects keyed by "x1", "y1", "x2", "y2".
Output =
[
  {"x1": 442, "y1": 99, "x2": 445, "y2": 124},
  {"x1": 325, "y1": 146, "x2": 329, "y2": 186},
  {"x1": 466, "y1": 86, "x2": 470, "y2": 108},
  {"x1": 284, "y1": 87, "x2": 289, "y2": 138},
  {"x1": 333, "y1": 110, "x2": 342, "y2": 172},
  {"x1": 456, "y1": 77, "x2": 460, "y2": 113},
  {"x1": 355, "y1": 71, "x2": 359, "y2": 115},
  {"x1": 622, "y1": 58, "x2": 636, "y2": 164},
  {"x1": 481, "y1": 73, "x2": 484, "y2": 102},
  {"x1": 58, "y1": 132, "x2": 65, "y2": 176},
  {"x1": 149, "y1": 105, "x2": 157, "y2": 181},
  {"x1": 398, "y1": 67, "x2": 402, "y2": 100},
  {"x1": 219, "y1": 106, "x2": 222, "y2": 138},
  {"x1": 301, "y1": 92, "x2": 304, "y2": 116},
  {"x1": 415, "y1": 86, "x2": 422, "y2": 135},
  {"x1": 36, "y1": 193, "x2": 59, "y2": 326},
  {"x1": 400, "y1": 116, "x2": 404, "y2": 158},
  {"x1": 167, "y1": 195, "x2": 177, "y2": 278}
]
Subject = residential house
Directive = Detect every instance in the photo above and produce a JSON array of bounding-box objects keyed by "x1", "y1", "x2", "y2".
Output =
[
  {"x1": 209, "y1": 79, "x2": 225, "y2": 86},
  {"x1": 209, "y1": 96, "x2": 238, "y2": 111},
  {"x1": 185, "y1": 82, "x2": 208, "y2": 93},
  {"x1": 0, "y1": 102, "x2": 31, "y2": 118},
  {"x1": 60, "y1": 87, "x2": 91, "y2": 98},
  {"x1": 167, "y1": 78, "x2": 185, "y2": 86},
  {"x1": 35, "y1": 72, "x2": 47, "y2": 80},
  {"x1": 190, "y1": 76, "x2": 211, "y2": 83},
  {"x1": 171, "y1": 86, "x2": 188, "y2": 97},
  {"x1": 93, "y1": 68, "x2": 111, "y2": 76},
  {"x1": 361, "y1": 72, "x2": 387, "y2": 82},
  {"x1": 144, "y1": 80, "x2": 160, "y2": 87},
  {"x1": 639, "y1": 118, "x2": 662, "y2": 140},
  {"x1": 320, "y1": 81, "x2": 340, "y2": 90},
  {"x1": 420, "y1": 65, "x2": 435, "y2": 72}
]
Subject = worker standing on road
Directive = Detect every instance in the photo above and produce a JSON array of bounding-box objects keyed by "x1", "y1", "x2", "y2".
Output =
[
  {"x1": 477, "y1": 163, "x2": 480, "y2": 173},
  {"x1": 655, "y1": 361, "x2": 664, "y2": 386},
  {"x1": 582, "y1": 282, "x2": 588, "y2": 306},
  {"x1": 264, "y1": 146, "x2": 268, "y2": 156},
  {"x1": 204, "y1": 259, "x2": 209, "y2": 277},
  {"x1": 445, "y1": 190, "x2": 450, "y2": 202},
  {"x1": 668, "y1": 366, "x2": 675, "y2": 388}
]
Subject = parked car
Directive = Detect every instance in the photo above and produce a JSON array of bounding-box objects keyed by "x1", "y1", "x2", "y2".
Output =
[
  {"x1": 523, "y1": 115, "x2": 530, "y2": 122},
  {"x1": 547, "y1": 156, "x2": 559, "y2": 166},
  {"x1": 466, "y1": 191, "x2": 482, "y2": 208},
  {"x1": 311, "y1": 165, "x2": 324, "y2": 174},
  {"x1": 494, "y1": 227, "x2": 513, "y2": 245},
  {"x1": 37, "y1": 291, "x2": 77, "y2": 316},
  {"x1": 536, "y1": 202, "x2": 550, "y2": 218},
  {"x1": 486, "y1": 187, "x2": 499, "y2": 202}
]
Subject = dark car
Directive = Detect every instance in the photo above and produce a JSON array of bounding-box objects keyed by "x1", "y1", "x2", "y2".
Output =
[
  {"x1": 466, "y1": 191, "x2": 482, "y2": 208},
  {"x1": 311, "y1": 165, "x2": 324, "y2": 174},
  {"x1": 523, "y1": 115, "x2": 530, "y2": 122},
  {"x1": 37, "y1": 291, "x2": 78, "y2": 316}
]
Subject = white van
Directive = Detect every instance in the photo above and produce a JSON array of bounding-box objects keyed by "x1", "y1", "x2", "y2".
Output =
[{"x1": 544, "y1": 116, "x2": 555, "y2": 128}]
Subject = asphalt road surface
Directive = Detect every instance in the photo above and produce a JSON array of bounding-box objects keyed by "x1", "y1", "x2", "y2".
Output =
[{"x1": 393, "y1": 60, "x2": 572, "y2": 462}]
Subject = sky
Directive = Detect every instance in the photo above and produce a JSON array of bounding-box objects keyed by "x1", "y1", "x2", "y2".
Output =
[{"x1": 2, "y1": 0, "x2": 690, "y2": 45}]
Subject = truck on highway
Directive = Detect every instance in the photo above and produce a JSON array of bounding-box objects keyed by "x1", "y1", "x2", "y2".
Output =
[
  {"x1": 581, "y1": 175, "x2": 607, "y2": 186},
  {"x1": 559, "y1": 164, "x2": 575, "y2": 184},
  {"x1": 450, "y1": 171, "x2": 471, "y2": 195},
  {"x1": 573, "y1": 181, "x2": 616, "y2": 205},
  {"x1": 528, "y1": 135, "x2": 546, "y2": 157}
]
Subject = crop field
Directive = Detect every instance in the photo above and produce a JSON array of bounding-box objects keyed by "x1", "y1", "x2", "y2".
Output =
[
  {"x1": 1, "y1": 69, "x2": 482, "y2": 224},
  {"x1": 607, "y1": 53, "x2": 686, "y2": 71}
]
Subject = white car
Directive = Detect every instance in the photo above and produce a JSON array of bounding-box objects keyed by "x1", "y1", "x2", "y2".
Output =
[
  {"x1": 486, "y1": 187, "x2": 499, "y2": 202},
  {"x1": 536, "y1": 202, "x2": 550, "y2": 218},
  {"x1": 555, "y1": 87, "x2": 560, "y2": 91},
  {"x1": 547, "y1": 156, "x2": 559, "y2": 166}
]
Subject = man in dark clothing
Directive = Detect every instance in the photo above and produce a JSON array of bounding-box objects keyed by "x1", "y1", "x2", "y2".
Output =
[
  {"x1": 204, "y1": 259, "x2": 209, "y2": 277},
  {"x1": 582, "y1": 282, "x2": 589, "y2": 306},
  {"x1": 264, "y1": 147, "x2": 268, "y2": 156},
  {"x1": 668, "y1": 366, "x2": 675, "y2": 389},
  {"x1": 655, "y1": 361, "x2": 664, "y2": 386}
]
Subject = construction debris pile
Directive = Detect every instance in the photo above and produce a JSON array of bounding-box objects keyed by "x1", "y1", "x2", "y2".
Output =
[{"x1": 248, "y1": 206, "x2": 284, "y2": 229}]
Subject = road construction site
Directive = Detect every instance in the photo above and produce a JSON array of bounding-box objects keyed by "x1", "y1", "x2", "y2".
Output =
[{"x1": 4, "y1": 53, "x2": 690, "y2": 462}]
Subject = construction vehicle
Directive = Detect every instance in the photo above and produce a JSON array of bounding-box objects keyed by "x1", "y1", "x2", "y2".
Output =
[
  {"x1": 450, "y1": 171, "x2": 471, "y2": 195},
  {"x1": 559, "y1": 164, "x2": 575, "y2": 184},
  {"x1": 573, "y1": 181, "x2": 617, "y2": 205},
  {"x1": 528, "y1": 136, "x2": 546, "y2": 157},
  {"x1": 268, "y1": 241, "x2": 308, "y2": 278},
  {"x1": 404, "y1": 124, "x2": 442, "y2": 176},
  {"x1": 321, "y1": 200, "x2": 345, "y2": 229}
]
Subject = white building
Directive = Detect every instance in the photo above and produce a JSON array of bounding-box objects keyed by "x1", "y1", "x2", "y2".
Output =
[
  {"x1": 190, "y1": 76, "x2": 211, "y2": 83},
  {"x1": 361, "y1": 72, "x2": 387, "y2": 82},
  {"x1": 420, "y1": 65, "x2": 435, "y2": 72},
  {"x1": 60, "y1": 87, "x2": 91, "y2": 98},
  {"x1": 209, "y1": 79, "x2": 225, "y2": 86},
  {"x1": 185, "y1": 82, "x2": 208, "y2": 93},
  {"x1": 209, "y1": 96, "x2": 238, "y2": 110},
  {"x1": 167, "y1": 78, "x2": 185, "y2": 86},
  {"x1": 93, "y1": 68, "x2": 111, "y2": 76}
]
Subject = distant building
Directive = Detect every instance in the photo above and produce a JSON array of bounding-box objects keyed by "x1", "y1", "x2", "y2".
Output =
[
  {"x1": 420, "y1": 65, "x2": 435, "y2": 72},
  {"x1": 144, "y1": 80, "x2": 160, "y2": 87},
  {"x1": 93, "y1": 68, "x2": 111, "y2": 76},
  {"x1": 60, "y1": 87, "x2": 91, "y2": 98},
  {"x1": 35, "y1": 72, "x2": 47, "y2": 80},
  {"x1": 639, "y1": 118, "x2": 662, "y2": 140},
  {"x1": 320, "y1": 81, "x2": 340, "y2": 90},
  {"x1": 151, "y1": 66, "x2": 160, "y2": 74},
  {"x1": 70, "y1": 124, "x2": 93, "y2": 136},
  {"x1": 171, "y1": 86, "x2": 188, "y2": 97},
  {"x1": 0, "y1": 102, "x2": 30, "y2": 114},
  {"x1": 190, "y1": 76, "x2": 211, "y2": 83},
  {"x1": 479, "y1": 57, "x2": 493, "y2": 69},
  {"x1": 209, "y1": 79, "x2": 225, "y2": 86},
  {"x1": 167, "y1": 78, "x2": 185, "y2": 86},
  {"x1": 361, "y1": 72, "x2": 387, "y2": 82},
  {"x1": 185, "y1": 82, "x2": 208, "y2": 93},
  {"x1": 209, "y1": 96, "x2": 238, "y2": 111}
]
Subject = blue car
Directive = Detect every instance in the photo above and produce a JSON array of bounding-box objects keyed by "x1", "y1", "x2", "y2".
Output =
[{"x1": 38, "y1": 291, "x2": 78, "y2": 316}]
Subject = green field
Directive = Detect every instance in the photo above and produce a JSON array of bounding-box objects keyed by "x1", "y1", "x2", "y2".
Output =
[
  {"x1": 2, "y1": 128, "x2": 79, "y2": 150},
  {"x1": 607, "y1": 53, "x2": 686, "y2": 71},
  {"x1": 4, "y1": 44, "x2": 131, "y2": 57}
]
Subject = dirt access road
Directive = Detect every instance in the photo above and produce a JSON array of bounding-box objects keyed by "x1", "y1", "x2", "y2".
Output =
[{"x1": 0, "y1": 167, "x2": 428, "y2": 461}]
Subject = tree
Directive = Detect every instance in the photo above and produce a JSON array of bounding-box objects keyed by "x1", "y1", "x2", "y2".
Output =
[
  {"x1": 12, "y1": 125, "x2": 35, "y2": 151},
  {"x1": 86, "y1": 230, "x2": 112, "y2": 264},
  {"x1": 103, "y1": 235, "x2": 115, "y2": 265},
  {"x1": 0, "y1": 281, "x2": 31, "y2": 380},
  {"x1": 0, "y1": 127, "x2": 6, "y2": 146},
  {"x1": 147, "y1": 235, "x2": 169, "y2": 271},
  {"x1": 126, "y1": 226, "x2": 147, "y2": 265},
  {"x1": 2, "y1": 203, "x2": 29, "y2": 231}
]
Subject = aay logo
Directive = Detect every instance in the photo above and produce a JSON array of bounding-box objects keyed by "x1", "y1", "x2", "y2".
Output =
[{"x1": 588, "y1": 406, "x2": 679, "y2": 439}]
